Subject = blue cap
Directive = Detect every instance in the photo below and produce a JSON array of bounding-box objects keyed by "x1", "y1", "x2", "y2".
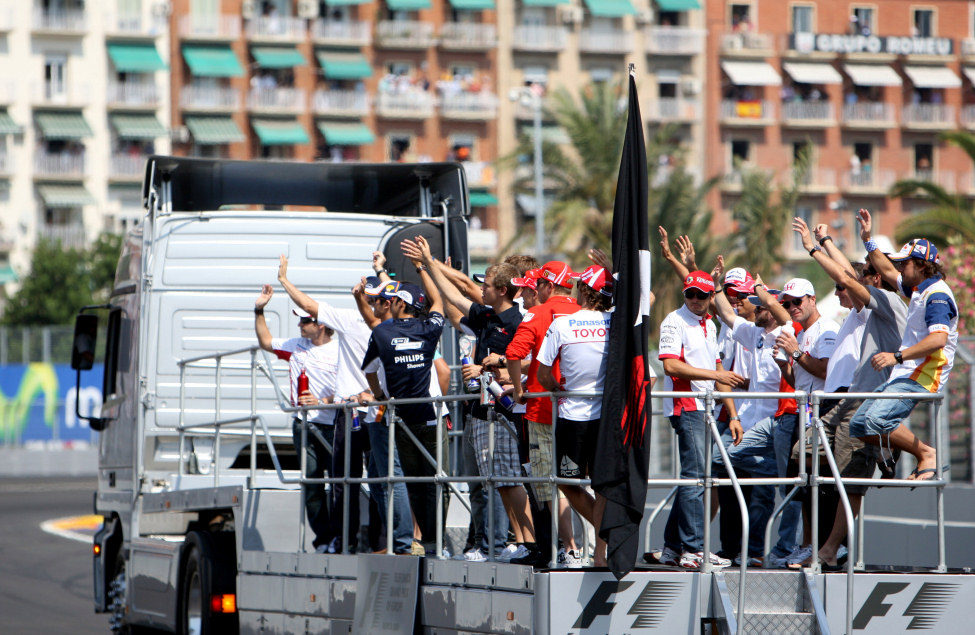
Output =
[
  {"x1": 363, "y1": 276, "x2": 386, "y2": 296},
  {"x1": 393, "y1": 282, "x2": 427, "y2": 310},
  {"x1": 889, "y1": 238, "x2": 939, "y2": 263}
]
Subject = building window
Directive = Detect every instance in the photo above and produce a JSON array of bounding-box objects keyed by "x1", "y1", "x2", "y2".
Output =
[
  {"x1": 850, "y1": 142, "x2": 873, "y2": 183},
  {"x1": 914, "y1": 9, "x2": 934, "y2": 37},
  {"x1": 388, "y1": 133, "x2": 412, "y2": 162},
  {"x1": 730, "y1": 4, "x2": 752, "y2": 31},
  {"x1": 449, "y1": 134, "x2": 475, "y2": 162},
  {"x1": 851, "y1": 7, "x2": 873, "y2": 35},
  {"x1": 44, "y1": 56, "x2": 67, "y2": 101},
  {"x1": 731, "y1": 139, "x2": 751, "y2": 167},
  {"x1": 794, "y1": 206, "x2": 813, "y2": 251},
  {"x1": 792, "y1": 5, "x2": 813, "y2": 34},
  {"x1": 520, "y1": 7, "x2": 546, "y2": 27},
  {"x1": 914, "y1": 143, "x2": 933, "y2": 175},
  {"x1": 522, "y1": 65, "x2": 548, "y2": 87},
  {"x1": 656, "y1": 9, "x2": 682, "y2": 27},
  {"x1": 658, "y1": 79, "x2": 678, "y2": 99}
]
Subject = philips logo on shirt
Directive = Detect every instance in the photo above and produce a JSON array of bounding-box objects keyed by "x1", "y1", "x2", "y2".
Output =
[{"x1": 394, "y1": 353, "x2": 424, "y2": 364}]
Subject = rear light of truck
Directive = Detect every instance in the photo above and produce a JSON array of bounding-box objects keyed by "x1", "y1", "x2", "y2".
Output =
[{"x1": 210, "y1": 594, "x2": 236, "y2": 614}]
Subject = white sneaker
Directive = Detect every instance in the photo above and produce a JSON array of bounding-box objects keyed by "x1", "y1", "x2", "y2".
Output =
[
  {"x1": 463, "y1": 548, "x2": 487, "y2": 562},
  {"x1": 657, "y1": 546, "x2": 681, "y2": 566},
  {"x1": 557, "y1": 548, "x2": 583, "y2": 568},
  {"x1": 785, "y1": 544, "x2": 813, "y2": 566},
  {"x1": 315, "y1": 544, "x2": 330, "y2": 554},
  {"x1": 326, "y1": 537, "x2": 340, "y2": 554},
  {"x1": 497, "y1": 544, "x2": 528, "y2": 562},
  {"x1": 441, "y1": 548, "x2": 452, "y2": 559},
  {"x1": 680, "y1": 552, "x2": 731, "y2": 570}
]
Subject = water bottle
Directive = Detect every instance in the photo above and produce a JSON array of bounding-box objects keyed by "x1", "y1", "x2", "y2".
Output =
[
  {"x1": 461, "y1": 356, "x2": 480, "y2": 392},
  {"x1": 487, "y1": 378, "x2": 515, "y2": 410},
  {"x1": 774, "y1": 324, "x2": 795, "y2": 362},
  {"x1": 297, "y1": 367, "x2": 309, "y2": 404}
]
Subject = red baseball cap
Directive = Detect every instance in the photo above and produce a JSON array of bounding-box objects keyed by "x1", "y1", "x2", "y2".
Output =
[
  {"x1": 683, "y1": 271, "x2": 715, "y2": 294},
  {"x1": 572, "y1": 265, "x2": 613, "y2": 296},
  {"x1": 538, "y1": 260, "x2": 574, "y2": 288},
  {"x1": 511, "y1": 267, "x2": 540, "y2": 290}
]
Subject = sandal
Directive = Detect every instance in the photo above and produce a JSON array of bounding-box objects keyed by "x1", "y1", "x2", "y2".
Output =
[{"x1": 909, "y1": 465, "x2": 947, "y2": 490}]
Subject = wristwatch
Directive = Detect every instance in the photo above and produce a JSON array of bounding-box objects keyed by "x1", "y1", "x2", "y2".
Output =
[
  {"x1": 791, "y1": 349, "x2": 803, "y2": 361},
  {"x1": 894, "y1": 351, "x2": 904, "y2": 364}
]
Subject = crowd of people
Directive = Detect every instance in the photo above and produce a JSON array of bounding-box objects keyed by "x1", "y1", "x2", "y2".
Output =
[{"x1": 253, "y1": 205, "x2": 956, "y2": 572}]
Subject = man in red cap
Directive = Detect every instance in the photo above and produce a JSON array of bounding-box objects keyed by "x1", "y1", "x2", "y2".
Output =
[
  {"x1": 505, "y1": 260, "x2": 581, "y2": 566},
  {"x1": 658, "y1": 271, "x2": 745, "y2": 570}
]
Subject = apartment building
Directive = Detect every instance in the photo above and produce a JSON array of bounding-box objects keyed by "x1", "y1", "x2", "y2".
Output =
[
  {"x1": 0, "y1": 0, "x2": 172, "y2": 282},
  {"x1": 706, "y1": 0, "x2": 975, "y2": 260}
]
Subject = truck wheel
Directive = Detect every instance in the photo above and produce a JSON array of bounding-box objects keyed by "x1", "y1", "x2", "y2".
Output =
[
  {"x1": 107, "y1": 554, "x2": 145, "y2": 634},
  {"x1": 178, "y1": 531, "x2": 237, "y2": 635}
]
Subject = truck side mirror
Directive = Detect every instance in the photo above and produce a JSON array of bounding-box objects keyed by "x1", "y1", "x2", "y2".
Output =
[{"x1": 71, "y1": 314, "x2": 98, "y2": 371}]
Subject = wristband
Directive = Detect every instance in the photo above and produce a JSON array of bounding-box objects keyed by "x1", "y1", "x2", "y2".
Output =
[
  {"x1": 864, "y1": 239, "x2": 878, "y2": 253},
  {"x1": 416, "y1": 264, "x2": 428, "y2": 273},
  {"x1": 808, "y1": 245, "x2": 822, "y2": 257},
  {"x1": 754, "y1": 282, "x2": 765, "y2": 289},
  {"x1": 894, "y1": 350, "x2": 903, "y2": 364},
  {"x1": 818, "y1": 235, "x2": 833, "y2": 246},
  {"x1": 254, "y1": 307, "x2": 264, "y2": 315},
  {"x1": 730, "y1": 417, "x2": 740, "y2": 422},
  {"x1": 375, "y1": 267, "x2": 387, "y2": 274}
]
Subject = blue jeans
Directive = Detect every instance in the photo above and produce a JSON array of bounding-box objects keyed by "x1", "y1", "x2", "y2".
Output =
[
  {"x1": 727, "y1": 413, "x2": 802, "y2": 557},
  {"x1": 292, "y1": 419, "x2": 333, "y2": 549},
  {"x1": 850, "y1": 377, "x2": 928, "y2": 438},
  {"x1": 365, "y1": 418, "x2": 413, "y2": 554},
  {"x1": 664, "y1": 411, "x2": 707, "y2": 554},
  {"x1": 463, "y1": 420, "x2": 508, "y2": 553}
]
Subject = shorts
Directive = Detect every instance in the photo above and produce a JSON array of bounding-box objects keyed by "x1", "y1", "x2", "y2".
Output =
[
  {"x1": 849, "y1": 377, "x2": 928, "y2": 438},
  {"x1": 527, "y1": 419, "x2": 567, "y2": 502},
  {"x1": 792, "y1": 398, "x2": 875, "y2": 495},
  {"x1": 470, "y1": 414, "x2": 523, "y2": 488},
  {"x1": 555, "y1": 417, "x2": 600, "y2": 479}
]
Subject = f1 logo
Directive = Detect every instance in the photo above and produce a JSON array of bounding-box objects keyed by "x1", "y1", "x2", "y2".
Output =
[
  {"x1": 853, "y1": 583, "x2": 909, "y2": 629},
  {"x1": 853, "y1": 582, "x2": 960, "y2": 630},
  {"x1": 573, "y1": 581, "x2": 634, "y2": 629}
]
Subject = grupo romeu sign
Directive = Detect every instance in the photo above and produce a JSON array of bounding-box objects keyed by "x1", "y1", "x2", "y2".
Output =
[{"x1": 792, "y1": 33, "x2": 954, "y2": 56}]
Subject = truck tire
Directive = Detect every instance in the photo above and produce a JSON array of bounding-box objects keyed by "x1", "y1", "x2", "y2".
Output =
[
  {"x1": 107, "y1": 553, "x2": 147, "y2": 634},
  {"x1": 178, "y1": 531, "x2": 237, "y2": 635}
]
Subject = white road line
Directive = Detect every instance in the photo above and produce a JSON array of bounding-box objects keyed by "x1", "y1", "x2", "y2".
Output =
[
  {"x1": 40, "y1": 519, "x2": 96, "y2": 544},
  {"x1": 864, "y1": 514, "x2": 975, "y2": 529}
]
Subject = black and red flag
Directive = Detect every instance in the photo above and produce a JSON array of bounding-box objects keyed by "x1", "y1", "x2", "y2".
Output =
[{"x1": 593, "y1": 70, "x2": 653, "y2": 580}]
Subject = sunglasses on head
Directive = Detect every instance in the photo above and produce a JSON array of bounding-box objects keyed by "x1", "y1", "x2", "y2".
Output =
[
  {"x1": 299, "y1": 317, "x2": 316, "y2": 325},
  {"x1": 684, "y1": 289, "x2": 712, "y2": 300},
  {"x1": 781, "y1": 297, "x2": 804, "y2": 309}
]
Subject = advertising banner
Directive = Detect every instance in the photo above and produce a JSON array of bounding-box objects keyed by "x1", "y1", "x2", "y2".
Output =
[{"x1": 0, "y1": 363, "x2": 103, "y2": 443}]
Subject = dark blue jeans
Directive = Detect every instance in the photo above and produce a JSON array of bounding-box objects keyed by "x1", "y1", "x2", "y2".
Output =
[
  {"x1": 365, "y1": 418, "x2": 413, "y2": 554},
  {"x1": 463, "y1": 417, "x2": 508, "y2": 553},
  {"x1": 328, "y1": 410, "x2": 367, "y2": 551},
  {"x1": 292, "y1": 419, "x2": 333, "y2": 549},
  {"x1": 664, "y1": 410, "x2": 707, "y2": 554}
]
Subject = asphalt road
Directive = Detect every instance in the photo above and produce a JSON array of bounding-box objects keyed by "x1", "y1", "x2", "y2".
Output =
[{"x1": 0, "y1": 477, "x2": 107, "y2": 634}]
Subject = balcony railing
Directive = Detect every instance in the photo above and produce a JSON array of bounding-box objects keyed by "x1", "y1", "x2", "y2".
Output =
[
  {"x1": 245, "y1": 16, "x2": 306, "y2": 40},
  {"x1": 375, "y1": 92, "x2": 436, "y2": 119},
  {"x1": 912, "y1": 169, "x2": 955, "y2": 191},
  {"x1": 32, "y1": 8, "x2": 86, "y2": 32},
  {"x1": 248, "y1": 87, "x2": 306, "y2": 112},
  {"x1": 720, "y1": 31, "x2": 774, "y2": 54},
  {"x1": 842, "y1": 102, "x2": 895, "y2": 125},
  {"x1": 841, "y1": 168, "x2": 896, "y2": 192},
  {"x1": 963, "y1": 105, "x2": 975, "y2": 128},
  {"x1": 782, "y1": 101, "x2": 835, "y2": 123},
  {"x1": 439, "y1": 23, "x2": 497, "y2": 50},
  {"x1": 440, "y1": 92, "x2": 498, "y2": 119},
  {"x1": 512, "y1": 25, "x2": 568, "y2": 52},
  {"x1": 108, "y1": 12, "x2": 164, "y2": 37},
  {"x1": 376, "y1": 21, "x2": 436, "y2": 48},
  {"x1": 34, "y1": 151, "x2": 85, "y2": 178},
  {"x1": 110, "y1": 154, "x2": 147, "y2": 179},
  {"x1": 106, "y1": 81, "x2": 160, "y2": 108},
  {"x1": 31, "y1": 82, "x2": 89, "y2": 106},
  {"x1": 39, "y1": 224, "x2": 86, "y2": 248},
  {"x1": 799, "y1": 168, "x2": 837, "y2": 191},
  {"x1": 0, "y1": 151, "x2": 7, "y2": 174},
  {"x1": 644, "y1": 26, "x2": 706, "y2": 55},
  {"x1": 180, "y1": 85, "x2": 241, "y2": 110},
  {"x1": 902, "y1": 104, "x2": 956, "y2": 127},
  {"x1": 311, "y1": 19, "x2": 371, "y2": 46},
  {"x1": 963, "y1": 39, "x2": 975, "y2": 57},
  {"x1": 313, "y1": 89, "x2": 370, "y2": 116},
  {"x1": 179, "y1": 15, "x2": 242, "y2": 39},
  {"x1": 579, "y1": 28, "x2": 633, "y2": 54},
  {"x1": 720, "y1": 99, "x2": 775, "y2": 123},
  {"x1": 647, "y1": 98, "x2": 701, "y2": 122}
]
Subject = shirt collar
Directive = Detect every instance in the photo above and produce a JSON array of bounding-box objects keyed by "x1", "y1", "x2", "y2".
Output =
[{"x1": 915, "y1": 275, "x2": 941, "y2": 294}]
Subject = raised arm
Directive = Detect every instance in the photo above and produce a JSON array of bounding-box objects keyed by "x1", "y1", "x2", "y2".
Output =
[
  {"x1": 410, "y1": 236, "x2": 443, "y2": 316},
  {"x1": 754, "y1": 274, "x2": 790, "y2": 326},
  {"x1": 352, "y1": 278, "x2": 381, "y2": 329},
  {"x1": 795, "y1": 218, "x2": 870, "y2": 310},
  {"x1": 403, "y1": 237, "x2": 472, "y2": 316},
  {"x1": 813, "y1": 223, "x2": 856, "y2": 279},
  {"x1": 438, "y1": 259, "x2": 484, "y2": 303},
  {"x1": 658, "y1": 226, "x2": 690, "y2": 281},
  {"x1": 858, "y1": 208, "x2": 899, "y2": 289},
  {"x1": 277, "y1": 255, "x2": 319, "y2": 317},
  {"x1": 372, "y1": 251, "x2": 393, "y2": 283},
  {"x1": 254, "y1": 284, "x2": 274, "y2": 352},
  {"x1": 711, "y1": 256, "x2": 738, "y2": 328}
]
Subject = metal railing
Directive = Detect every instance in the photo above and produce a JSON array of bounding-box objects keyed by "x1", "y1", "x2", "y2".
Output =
[
  {"x1": 439, "y1": 92, "x2": 498, "y2": 119},
  {"x1": 579, "y1": 28, "x2": 633, "y2": 54},
  {"x1": 439, "y1": 22, "x2": 496, "y2": 49},
  {"x1": 720, "y1": 99, "x2": 775, "y2": 121},
  {"x1": 782, "y1": 101, "x2": 835, "y2": 122},
  {"x1": 247, "y1": 87, "x2": 306, "y2": 112},
  {"x1": 647, "y1": 97, "x2": 701, "y2": 121},
  {"x1": 107, "y1": 81, "x2": 160, "y2": 107},
  {"x1": 311, "y1": 19, "x2": 371, "y2": 45},
  {"x1": 245, "y1": 16, "x2": 306, "y2": 40},
  {"x1": 644, "y1": 26, "x2": 706, "y2": 55},
  {"x1": 375, "y1": 21, "x2": 436, "y2": 48},
  {"x1": 902, "y1": 103, "x2": 955, "y2": 126},
  {"x1": 842, "y1": 102, "x2": 894, "y2": 125},
  {"x1": 180, "y1": 85, "x2": 241, "y2": 110},
  {"x1": 32, "y1": 8, "x2": 86, "y2": 31},
  {"x1": 178, "y1": 14, "x2": 242, "y2": 39},
  {"x1": 34, "y1": 151, "x2": 85, "y2": 177},
  {"x1": 375, "y1": 91, "x2": 436, "y2": 118},
  {"x1": 512, "y1": 25, "x2": 567, "y2": 51},
  {"x1": 312, "y1": 89, "x2": 370, "y2": 115}
]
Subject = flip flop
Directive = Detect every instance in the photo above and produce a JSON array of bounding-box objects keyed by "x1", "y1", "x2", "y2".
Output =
[{"x1": 909, "y1": 465, "x2": 947, "y2": 490}]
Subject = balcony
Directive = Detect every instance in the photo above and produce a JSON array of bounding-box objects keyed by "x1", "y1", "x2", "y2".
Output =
[
  {"x1": 179, "y1": 15, "x2": 242, "y2": 40},
  {"x1": 313, "y1": 89, "x2": 370, "y2": 117},
  {"x1": 32, "y1": 8, "x2": 86, "y2": 34},
  {"x1": 910, "y1": 169, "x2": 955, "y2": 192},
  {"x1": 106, "y1": 12, "x2": 164, "y2": 38},
  {"x1": 463, "y1": 161, "x2": 495, "y2": 188},
  {"x1": 180, "y1": 85, "x2": 242, "y2": 111},
  {"x1": 644, "y1": 27, "x2": 706, "y2": 56},
  {"x1": 840, "y1": 169, "x2": 896, "y2": 195},
  {"x1": 902, "y1": 104, "x2": 956, "y2": 130},
  {"x1": 512, "y1": 25, "x2": 568, "y2": 53},
  {"x1": 579, "y1": 28, "x2": 633, "y2": 55},
  {"x1": 962, "y1": 105, "x2": 975, "y2": 130},
  {"x1": 376, "y1": 21, "x2": 436, "y2": 49},
  {"x1": 963, "y1": 39, "x2": 975, "y2": 58},
  {"x1": 311, "y1": 19, "x2": 371, "y2": 46},
  {"x1": 34, "y1": 151, "x2": 85, "y2": 180},
  {"x1": 719, "y1": 31, "x2": 774, "y2": 56},
  {"x1": 106, "y1": 81, "x2": 160, "y2": 109},
  {"x1": 39, "y1": 224, "x2": 86, "y2": 249},
  {"x1": 110, "y1": 153, "x2": 146, "y2": 181},
  {"x1": 468, "y1": 229, "x2": 499, "y2": 255},
  {"x1": 720, "y1": 168, "x2": 774, "y2": 193},
  {"x1": 0, "y1": 151, "x2": 8, "y2": 175},
  {"x1": 375, "y1": 92, "x2": 436, "y2": 119},
  {"x1": 798, "y1": 168, "x2": 837, "y2": 194},
  {"x1": 248, "y1": 87, "x2": 306, "y2": 113},
  {"x1": 245, "y1": 16, "x2": 306, "y2": 41},
  {"x1": 646, "y1": 98, "x2": 701, "y2": 123},
  {"x1": 781, "y1": 101, "x2": 835, "y2": 127},
  {"x1": 31, "y1": 82, "x2": 89, "y2": 107},
  {"x1": 440, "y1": 23, "x2": 497, "y2": 51},
  {"x1": 440, "y1": 92, "x2": 498, "y2": 120},
  {"x1": 841, "y1": 102, "x2": 896, "y2": 129},
  {"x1": 719, "y1": 99, "x2": 775, "y2": 126}
]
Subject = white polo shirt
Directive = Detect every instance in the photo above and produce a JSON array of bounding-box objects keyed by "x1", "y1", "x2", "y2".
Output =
[
  {"x1": 271, "y1": 337, "x2": 338, "y2": 425},
  {"x1": 314, "y1": 301, "x2": 372, "y2": 400},
  {"x1": 730, "y1": 318, "x2": 788, "y2": 430},
  {"x1": 825, "y1": 308, "x2": 868, "y2": 393},
  {"x1": 537, "y1": 309, "x2": 611, "y2": 421},
  {"x1": 793, "y1": 316, "x2": 839, "y2": 394},
  {"x1": 659, "y1": 304, "x2": 720, "y2": 416}
]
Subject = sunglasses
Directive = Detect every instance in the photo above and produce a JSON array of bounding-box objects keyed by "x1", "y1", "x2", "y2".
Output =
[
  {"x1": 781, "y1": 297, "x2": 804, "y2": 309},
  {"x1": 299, "y1": 317, "x2": 316, "y2": 325},
  {"x1": 684, "y1": 289, "x2": 712, "y2": 300},
  {"x1": 835, "y1": 284, "x2": 846, "y2": 291}
]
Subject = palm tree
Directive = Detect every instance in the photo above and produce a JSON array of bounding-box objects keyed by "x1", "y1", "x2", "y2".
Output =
[{"x1": 890, "y1": 130, "x2": 975, "y2": 245}]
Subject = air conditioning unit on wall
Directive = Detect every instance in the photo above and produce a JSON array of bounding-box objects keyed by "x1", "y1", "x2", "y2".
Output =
[
  {"x1": 558, "y1": 6, "x2": 584, "y2": 25},
  {"x1": 298, "y1": 0, "x2": 319, "y2": 19}
]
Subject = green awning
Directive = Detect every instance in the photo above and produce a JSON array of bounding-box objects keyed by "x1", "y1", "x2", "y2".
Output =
[
  {"x1": 583, "y1": 0, "x2": 637, "y2": 17},
  {"x1": 37, "y1": 184, "x2": 96, "y2": 208},
  {"x1": 182, "y1": 44, "x2": 244, "y2": 78},
  {"x1": 386, "y1": 0, "x2": 431, "y2": 10},
  {"x1": 448, "y1": 0, "x2": 495, "y2": 9},
  {"x1": 317, "y1": 121, "x2": 375, "y2": 145},
  {"x1": 106, "y1": 42, "x2": 167, "y2": 72},
  {"x1": 251, "y1": 45, "x2": 305, "y2": 69},
  {"x1": 316, "y1": 51, "x2": 372, "y2": 79},
  {"x1": 655, "y1": 0, "x2": 700, "y2": 10},
  {"x1": 0, "y1": 110, "x2": 21, "y2": 135},
  {"x1": 110, "y1": 113, "x2": 167, "y2": 140},
  {"x1": 522, "y1": 0, "x2": 570, "y2": 5},
  {"x1": 252, "y1": 118, "x2": 309, "y2": 145},
  {"x1": 469, "y1": 190, "x2": 499, "y2": 206},
  {"x1": 0, "y1": 265, "x2": 17, "y2": 284},
  {"x1": 35, "y1": 111, "x2": 93, "y2": 140},
  {"x1": 184, "y1": 115, "x2": 246, "y2": 145}
]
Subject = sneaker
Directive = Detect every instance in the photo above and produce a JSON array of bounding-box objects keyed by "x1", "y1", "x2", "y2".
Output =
[
  {"x1": 463, "y1": 548, "x2": 487, "y2": 562},
  {"x1": 767, "y1": 553, "x2": 789, "y2": 569},
  {"x1": 326, "y1": 537, "x2": 340, "y2": 554},
  {"x1": 497, "y1": 544, "x2": 528, "y2": 562},
  {"x1": 511, "y1": 546, "x2": 551, "y2": 568},
  {"x1": 733, "y1": 555, "x2": 764, "y2": 567},
  {"x1": 557, "y1": 548, "x2": 584, "y2": 569},
  {"x1": 785, "y1": 544, "x2": 813, "y2": 566},
  {"x1": 680, "y1": 552, "x2": 731, "y2": 570},
  {"x1": 657, "y1": 546, "x2": 681, "y2": 566},
  {"x1": 314, "y1": 544, "x2": 330, "y2": 554},
  {"x1": 411, "y1": 540, "x2": 425, "y2": 556},
  {"x1": 441, "y1": 548, "x2": 452, "y2": 559}
]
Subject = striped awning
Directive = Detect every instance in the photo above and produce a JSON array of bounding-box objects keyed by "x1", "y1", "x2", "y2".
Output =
[
  {"x1": 37, "y1": 184, "x2": 96, "y2": 208},
  {"x1": 316, "y1": 51, "x2": 372, "y2": 79},
  {"x1": 107, "y1": 42, "x2": 167, "y2": 72},
  {"x1": 317, "y1": 121, "x2": 375, "y2": 145},
  {"x1": 252, "y1": 118, "x2": 310, "y2": 145},
  {"x1": 35, "y1": 111, "x2": 93, "y2": 140},
  {"x1": 184, "y1": 115, "x2": 246, "y2": 145},
  {"x1": 110, "y1": 113, "x2": 167, "y2": 140},
  {"x1": 0, "y1": 109, "x2": 21, "y2": 135},
  {"x1": 251, "y1": 46, "x2": 306, "y2": 69},
  {"x1": 182, "y1": 44, "x2": 244, "y2": 78}
]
